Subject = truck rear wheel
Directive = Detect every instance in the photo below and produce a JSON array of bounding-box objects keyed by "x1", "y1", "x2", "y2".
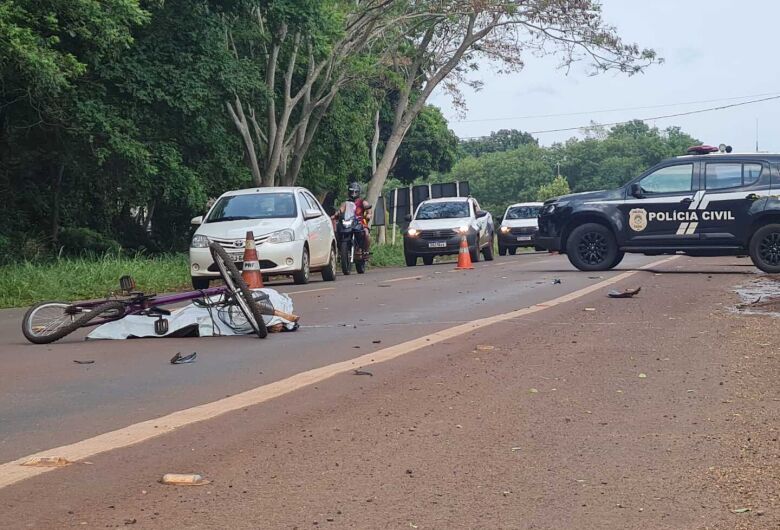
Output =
[
  {"x1": 749, "y1": 223, "x2": 780, "y2": 273},
  {"x1": 566, "y1": 223, "x2": 619, "y2": 271}
]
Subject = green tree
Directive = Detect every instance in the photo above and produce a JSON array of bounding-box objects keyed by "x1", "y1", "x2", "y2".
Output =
[
  {"x1": 460, "y1": 129, "x2": 536, "y2": 158},
  {"x1": 553, "y1": 120, "x2": 699, "y2": 192},
  {"x1": 391, "y1": 105, "x2": 458, "y2": 184},
  {"x1": 535, "y1": 175, "x2": 571, "y2": 202},
  {"x1": 448, "y1": 143, "x2": 553, "y2": 216},
  {"x1": 365, "y1": 0, "x2": 661, "y2": 209}
]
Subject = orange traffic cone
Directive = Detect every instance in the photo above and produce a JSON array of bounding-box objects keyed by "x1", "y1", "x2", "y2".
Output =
[
  {"x1": 454, "y1": 233, "x2": 474, "y2": 270},
  {"x1": 241, "y1": 231, "x2": 264, "y2": 289}
]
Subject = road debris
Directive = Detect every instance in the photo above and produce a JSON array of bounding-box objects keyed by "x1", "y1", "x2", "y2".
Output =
[
  {"x1": 731, "y1": 508, "x2": 750, "y2": 514},
  {"x1": 353, "y1": 369, "x2": 373, "y2": 377},
  {"x1": 476, "y1": 345, "x2": 494, "y2": 352},
  {"x1": 160, "y1": 473, "x2": 210, "y2": 486},
  {"x1": 73, "y1": 360, "x2": 95, "y2": 364},
  {"x1": 529, "y1": 388, "x2": 539, "y2": 393},
  {"x1": 372, "y1": 340, "x2": 382, "y2": 344},
  {"x1": 638, "y1": 373, "x2": 647, "y2": 379},
  {"x1": 608, "y1": 287, "x2": 641, "y2": 298},
  {"x1": 552, "y1": 278, "x2": 562, "y2": 284},
  {"x1": 21, "y1": 456, "x2": 71, "y2": 467},
  {"x1": 584, "y1": 307, "x2": 596, "y2": 312},
  {"x1": 170, "y1": 352, "x2": 197, "y2": 365}
]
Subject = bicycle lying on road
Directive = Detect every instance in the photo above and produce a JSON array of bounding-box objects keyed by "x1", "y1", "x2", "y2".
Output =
[{"x1": 21, "y1": 244, "x2": 290, "y2": 344}]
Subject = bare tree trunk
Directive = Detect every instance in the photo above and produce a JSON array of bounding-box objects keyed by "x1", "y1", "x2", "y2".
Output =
[
  {"x1": 144, "y1": 201, "x2": 156, "y2": 232},
  {"x1": 286, "y1": 89, "x2": 339, "y2": 185},
  {"x1": 226, "y1": 97, "x2": 263, "y2": 186},
  {"x1": 51, "y1": 163, "x2": 65, "y2": 244},
  {"x1": 370, "y1": 107, "x2": 380, "y2": 174}
]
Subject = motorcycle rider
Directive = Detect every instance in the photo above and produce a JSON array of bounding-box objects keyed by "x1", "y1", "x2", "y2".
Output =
[{"x1": 333, "y1": 181, "x2": 372, "y2": 255}]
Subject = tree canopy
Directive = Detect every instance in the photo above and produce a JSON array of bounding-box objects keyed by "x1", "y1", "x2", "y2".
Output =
[{"x1": 1, "y1": 0, "x2": 665, "y2": 261}]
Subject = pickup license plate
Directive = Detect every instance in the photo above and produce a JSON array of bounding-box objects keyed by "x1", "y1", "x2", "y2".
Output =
[
  {"x1": 516, "y1": 236, "x2": 532, "y2": 242},
  {"x1": 428, "y1": 241, "x2": 447, "y2": 248}
]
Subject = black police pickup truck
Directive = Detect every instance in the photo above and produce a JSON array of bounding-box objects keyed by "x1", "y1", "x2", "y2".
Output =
[{"x1": 536, "y1": 145, "x2": 780, "y2": 273}]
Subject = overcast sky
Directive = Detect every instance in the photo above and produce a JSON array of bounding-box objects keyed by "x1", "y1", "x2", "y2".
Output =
[{"x1": 429, "y1": 0, "x2": 780, "y2": 152}]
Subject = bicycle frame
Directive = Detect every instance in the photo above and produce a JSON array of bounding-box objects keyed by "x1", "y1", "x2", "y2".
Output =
[{"x1": 67, "y1": 286, "x2": 229, "y2": 328}]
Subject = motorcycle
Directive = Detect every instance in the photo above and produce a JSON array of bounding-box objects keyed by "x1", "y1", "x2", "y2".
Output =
[{"x1": 336, "y1": 201, "x2": 367, "y2": 275}]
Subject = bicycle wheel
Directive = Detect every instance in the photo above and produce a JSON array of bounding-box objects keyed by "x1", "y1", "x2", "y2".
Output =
[
  {"x1": 209, "y1": 243, "x2": 267, "y2": 338},
  {"x1": 22, "y1": 300, "x2": 125, "y2": 345}
]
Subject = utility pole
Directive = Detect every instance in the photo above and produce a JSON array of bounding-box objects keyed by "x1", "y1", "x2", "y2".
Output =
[{"x1": 756, "y1": 118, "x2": 759, "y2": 153}]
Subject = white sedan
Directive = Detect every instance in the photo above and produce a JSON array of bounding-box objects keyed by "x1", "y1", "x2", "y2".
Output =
[
  {"x1": 189, "y1": 187, "x2": 337, "y2": 288},
  {"x1": 497, "y1": 202, "x2": 543, "y2": 255}
]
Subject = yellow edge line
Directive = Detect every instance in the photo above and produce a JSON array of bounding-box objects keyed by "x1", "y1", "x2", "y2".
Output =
[
  {"x1": 0, "y1": 256, "x2": 678, "y2": 490},
  {"x1": 383, "y1": 275, "x2": 423, "y2": 283},
  {"x1": 287, "y1": 287, "x2": 335, "y2": 296}
]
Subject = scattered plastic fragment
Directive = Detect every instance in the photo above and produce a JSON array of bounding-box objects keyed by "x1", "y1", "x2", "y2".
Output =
[
  {"x1": 160, "y1": 473, "x2": 210, "y2": 486},
  {"x1": 21, "y1": 456, "x2": 71, "y2": 467},
  {"x1": 608, "y1": 287, "x2": 641, "y2": 299},
  {"x1": 353, "y1": 369, "x2": 373, "y2": 377},
  {"x1": 73, "y1": 360, "x2": 95, "y2": 365},
  {"x1": 170, "y1": 352, "x2": 197, "y2": 365}
]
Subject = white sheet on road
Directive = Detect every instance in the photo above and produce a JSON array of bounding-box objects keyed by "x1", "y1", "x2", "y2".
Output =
[{"x1": 86, "y1": 288, "x2": 296, "y2": 340}]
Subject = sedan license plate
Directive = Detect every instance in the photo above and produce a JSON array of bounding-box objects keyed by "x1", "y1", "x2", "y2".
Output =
[
  {"x1": 428, "y1": 241, "x2": 447, "y2": 248},
  {"x1": 228, "y1": 252, "x2": 244, "y2": 262},
  {"x1": 516, "y1": 236, "x2": 532, "y2": 242}
]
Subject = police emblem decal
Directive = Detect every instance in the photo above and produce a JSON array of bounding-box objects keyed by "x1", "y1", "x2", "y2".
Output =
[{"x1": 629, "y1": 208, "x2": 648, "y2": 232}]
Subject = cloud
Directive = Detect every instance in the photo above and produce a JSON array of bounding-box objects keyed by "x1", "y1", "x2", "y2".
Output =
[
  {"x1": 674, "y1": 47, "x2": 704, "y2": 66},
  {"x1": 521, "y1": 84, "x2": 559, "y2": 97}
]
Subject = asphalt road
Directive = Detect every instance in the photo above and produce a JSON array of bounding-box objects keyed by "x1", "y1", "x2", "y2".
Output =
[{"x1": 0, "y1": 252, "x2": 660, "y2": 464}]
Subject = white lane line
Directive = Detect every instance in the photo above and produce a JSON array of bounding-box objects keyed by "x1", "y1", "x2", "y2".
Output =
[
  {"x1": 287, "y1": 287, "x2": 335, "y2": 296},
  {"x1": 0, "y1": 256, "x2": 678, "y2": 490},
  {"x1": 494, "y1": 257, "x2": 557, "y2": 267}
]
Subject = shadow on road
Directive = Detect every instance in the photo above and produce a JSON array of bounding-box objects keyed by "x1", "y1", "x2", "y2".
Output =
[{"x1": 540, "y1": 268, "x2": 758, "y2": 276}]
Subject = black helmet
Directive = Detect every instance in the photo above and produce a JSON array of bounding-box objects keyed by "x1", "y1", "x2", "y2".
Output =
[{"x1": 348, "y1": 181, "x2": 361, "y2": 200}]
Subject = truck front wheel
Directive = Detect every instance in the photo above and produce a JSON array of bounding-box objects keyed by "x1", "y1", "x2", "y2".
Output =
[
  {"x1": 749, "y1": 223, "x2": 780, "y2": 273},
  {"x1": 565, "y1": 223, "x2": 619, "y2": 271}
]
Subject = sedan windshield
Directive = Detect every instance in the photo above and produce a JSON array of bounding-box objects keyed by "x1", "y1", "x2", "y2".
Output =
[
  {"x1": 206, "y1": 193, "x2": 297, "y2": 222},
  {"x1": 415, "y1": 202, "x2": 469, "y2": 220},
  {"x1": 505, "y1": 206, "x2": 540, "y2": 220}
]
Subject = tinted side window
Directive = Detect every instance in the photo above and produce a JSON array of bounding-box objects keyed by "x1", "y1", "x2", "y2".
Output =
[
  {"x1": 744, "y1": 163, "x2": 762, "y2": 186},
  {"x1": 639, "y1": 164, "x2": 693, "y2": 194},
  {"x1": 705, "y1": 162, "x2": 764, "y2": 190},
  {"x1": 303, "y1": 192, "x2": 322, "y2": 212},
  {"x1": 298, "y1": 193, "x2": 313, "y2": 213},
  {"x1": 705, "y1": 163, "x2": 742, "y2": 190}
]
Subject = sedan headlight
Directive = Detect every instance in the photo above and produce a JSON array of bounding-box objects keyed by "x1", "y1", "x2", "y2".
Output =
[
  {"x1": 499, "y1": 226, "x2": 510, "y2": 233},
  {"x1": 190, "y1": 234, "x2": 210, "y2": 248},
  {"x1": 268, "y1": 229, "x2": 295, "y2": 244},
  {"x1": 407, "y1": 228, "x2": 419, "y2": 237}
]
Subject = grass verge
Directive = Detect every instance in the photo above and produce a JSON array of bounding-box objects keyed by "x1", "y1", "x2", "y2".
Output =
[
  {"x1": 369, "y1": 242, "x2": 406, "y2": 268},
  {"x1": 0, "y1": 254, "x2": 190, "y2": 309},
  {"x1": 1, "y1": 244, "x2": 413, "y2": 308}
]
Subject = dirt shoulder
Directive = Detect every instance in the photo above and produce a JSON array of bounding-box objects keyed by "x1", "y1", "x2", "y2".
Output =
[{"x1": 0, "y1": 257, "x2": 778, "y2": 529}]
